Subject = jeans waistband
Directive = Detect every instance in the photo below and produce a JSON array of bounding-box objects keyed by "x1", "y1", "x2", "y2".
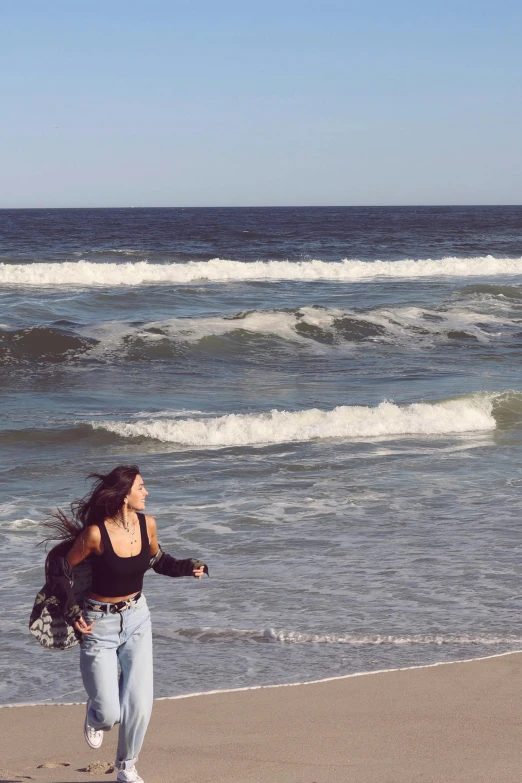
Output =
[{"x1": 84, "y1": 592, "x2": 142, "y2": 614}]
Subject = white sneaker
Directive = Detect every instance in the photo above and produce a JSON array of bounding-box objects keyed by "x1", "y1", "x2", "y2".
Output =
[
  {"x1": 116, "y1": 766, "x2": 144, "y2": 782},
  {"x1": 84, "y1": 699, "x2": 104, "y2": 749}
]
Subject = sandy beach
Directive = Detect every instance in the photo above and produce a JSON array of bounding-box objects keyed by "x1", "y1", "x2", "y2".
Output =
[{"x1": 1, "y1": 652, "x2": 521, "y2": 783}]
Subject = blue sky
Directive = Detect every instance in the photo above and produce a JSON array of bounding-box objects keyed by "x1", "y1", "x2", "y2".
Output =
[{"x1": 1, "y1": 0, "x2": 521, "y2": 206}]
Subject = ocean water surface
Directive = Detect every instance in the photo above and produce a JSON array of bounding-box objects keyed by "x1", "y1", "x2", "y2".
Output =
[{"x1": 1, "y1": 206, "x2": 522, "y2": 705}]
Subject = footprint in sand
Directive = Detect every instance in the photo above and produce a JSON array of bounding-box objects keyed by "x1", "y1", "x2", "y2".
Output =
[
  {"x1": 37, "y1": 761, "x2": 71, "y2": 768},
  {"x1": 80, "y1": 761, "x2": 116, "y2": 774}
]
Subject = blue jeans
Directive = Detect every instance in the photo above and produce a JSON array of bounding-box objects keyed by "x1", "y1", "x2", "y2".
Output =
[{"x1": 80, "y1": 594, "x2": 153, "y2": 767}]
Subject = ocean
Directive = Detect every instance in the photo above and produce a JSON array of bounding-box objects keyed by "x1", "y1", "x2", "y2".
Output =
[{"x1": 1, "y1": 205, "x2": 522, "y2": 706}]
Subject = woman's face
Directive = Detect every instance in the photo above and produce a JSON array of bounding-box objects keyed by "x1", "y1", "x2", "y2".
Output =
[{"x1": 126, "y1": 474, "x2": 148, "y2": 511}]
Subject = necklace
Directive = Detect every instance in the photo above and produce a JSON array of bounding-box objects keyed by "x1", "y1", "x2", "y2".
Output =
[{"x1": 114, "y1": 511, "x2": 136, "y2": 535}]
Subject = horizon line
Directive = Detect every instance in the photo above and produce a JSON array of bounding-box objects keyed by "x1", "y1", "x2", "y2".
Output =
[{"x1": 1, "y1": 204, "x2": 522, "y2": 210}]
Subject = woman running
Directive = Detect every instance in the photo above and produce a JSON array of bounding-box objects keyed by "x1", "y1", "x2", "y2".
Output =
[{"x1": 43, "y1": 464, "x2": 208, "y2": 783}]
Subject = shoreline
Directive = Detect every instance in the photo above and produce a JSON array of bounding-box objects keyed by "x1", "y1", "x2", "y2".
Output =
[
  {"x1": 2, "y1": 647, "x2": 521, "y2": 710},
  {"x1": 2, "y1": 650, "x2": 521, "y2": 782}
]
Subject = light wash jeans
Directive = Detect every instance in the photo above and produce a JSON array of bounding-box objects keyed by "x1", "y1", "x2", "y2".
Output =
[{"x1": 80, "y1": 594, "x2": 153, "y2": 768}]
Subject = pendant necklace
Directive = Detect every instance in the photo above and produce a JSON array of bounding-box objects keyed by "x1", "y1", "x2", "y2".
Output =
[{"x1": 115, "y1": 511, "x2": 138, "y2": 544}]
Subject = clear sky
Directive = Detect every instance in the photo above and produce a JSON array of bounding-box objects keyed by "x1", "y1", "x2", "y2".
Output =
[{"x1": 1, "y1": 0, "x2": 521, "y2": 207}]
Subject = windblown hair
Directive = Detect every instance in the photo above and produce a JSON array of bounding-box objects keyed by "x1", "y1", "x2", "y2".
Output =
[{"x1": 41, "y1": 465, "x2": 140, "y2": 560}]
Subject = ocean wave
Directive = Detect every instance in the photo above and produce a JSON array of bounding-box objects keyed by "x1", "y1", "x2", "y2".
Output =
[
  {"x1": 461, "y1": 283, "x2": 522, "y2": 300},
  {"x1": 162, "y1": 626, "x2": 522, "y2": 646},
  {"x1": 3, "y1": 393, "x2": 518, "y2": 450},
  {"x1": 84, "y1": 305, "x2": 511, "y2": 356},
  {"x1": 0, "y1": 424, "x2": 115, "y2": 447},
  {"x1": 0, "y1": 326, "x2": 96, "y2": 364},
  {"x1": 89, "y1": 394, "x2": 500, "y2": 448},
  {"x1": 5, "y1": 303, "x2": 510, "y2": 367},
  {"x1": 2, "y1": 255, "x2": 522, "y2": 287},
  {"x1": 82, "y1": 308, "x2": 375, "y2": 357}
]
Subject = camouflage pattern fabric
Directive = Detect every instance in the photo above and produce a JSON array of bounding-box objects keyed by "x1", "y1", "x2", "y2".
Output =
[{"x1": 29, "y1": 559, "x2": 92, "y2": 650}]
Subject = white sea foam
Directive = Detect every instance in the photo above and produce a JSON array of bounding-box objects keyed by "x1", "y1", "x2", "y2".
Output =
[
  {"x1": 89, "y1": 395, "x2": 496, "y2": 448},
  {"x1": 172, "y1": 626, "x2": 522, "y2": 646},
  {"x1": 88, "y1": 310, "x2": 317, "y2": 346},
  {"x1": 2, "y1": 255, "x2": 522, "y2": 287},
  {"x1": 0, "y1": 517, "x2": 40, "y2": 531},
  {"x1": 264, "y1": 630, "x2": 522, "y2": 645},
  {"x1": 80, "y1": 305, "x2": 511, "y2": 358},
  {"x1": 363, "y1": 306, "x2": 505, "y2": 343},
  {"x1": 83, "y1": 308, "x2": 342, "y2": 352}
]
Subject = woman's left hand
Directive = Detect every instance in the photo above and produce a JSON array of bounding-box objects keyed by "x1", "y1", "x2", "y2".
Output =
[{"x1": 193, "y1": 565, "x2": 206, "y2": 579}]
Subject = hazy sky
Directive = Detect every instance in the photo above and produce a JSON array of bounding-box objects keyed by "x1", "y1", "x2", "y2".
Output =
[{"x1": 1, "y1": 0, "x2": 521, "y2": 207}]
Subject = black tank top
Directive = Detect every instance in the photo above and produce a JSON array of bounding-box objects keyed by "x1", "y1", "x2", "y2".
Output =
[{"x1": 90, "y1": 513, "x2": 150, "y2": 597}]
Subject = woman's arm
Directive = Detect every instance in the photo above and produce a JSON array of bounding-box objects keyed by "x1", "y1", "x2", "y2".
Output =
[
  {"x1": 66, "y1": 525, "x2": 101, "y2": 567},
  {"x1": 146, "y1": 515, "x2": 208, "y2": 579}
]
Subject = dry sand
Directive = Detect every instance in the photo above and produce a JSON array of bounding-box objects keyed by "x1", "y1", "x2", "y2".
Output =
[{"x1": 1, "y1": 652, "x2": 521, "y2": 783}]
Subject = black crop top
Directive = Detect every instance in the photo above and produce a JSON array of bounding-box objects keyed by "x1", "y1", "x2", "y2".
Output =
[{"x1": 90, "y1": 513, "x2": 150, "y2": 597}]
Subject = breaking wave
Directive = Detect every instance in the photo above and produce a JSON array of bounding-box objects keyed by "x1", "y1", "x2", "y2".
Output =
[
  {"x1": 3, "y1": 393, "x2": 520, "y2": 451},
  {"x1": 162, "y1": 626, "x2": 522, "y2": 646},
  {"x1": 84, "y1": 304, "x2": 512, "y2": 357},
  {"x1": 0, "y1": 391, "x2": 522, "y2": 450},
  {"x1": 89, "y1": 393, "x2": 502, "y2": 448},
  {"x1": 5, "y1": 302, "x2": 515, "y2": 366},
  {"x1": 2, "y1": 255, "x2": 522, "y2": 287}
]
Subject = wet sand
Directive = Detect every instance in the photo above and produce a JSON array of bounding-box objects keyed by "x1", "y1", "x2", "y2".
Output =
[{"x1": 1, "y1": 652, "x2": 521, "y2": 783}]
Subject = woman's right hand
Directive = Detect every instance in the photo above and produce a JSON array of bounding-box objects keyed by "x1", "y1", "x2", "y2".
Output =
[{"x1": 74, "y1": 616, "x2": 95, "y2": 634}]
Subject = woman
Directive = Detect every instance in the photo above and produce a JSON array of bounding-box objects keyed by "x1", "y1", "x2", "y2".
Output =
[{"x1": 43, "y1": 465, "x2": 208, "y2": 783}]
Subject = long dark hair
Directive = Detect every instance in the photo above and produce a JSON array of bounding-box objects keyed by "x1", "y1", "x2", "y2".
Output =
[{"x1": 41, "y1": 464, "x2": 140, "y2": 559}]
